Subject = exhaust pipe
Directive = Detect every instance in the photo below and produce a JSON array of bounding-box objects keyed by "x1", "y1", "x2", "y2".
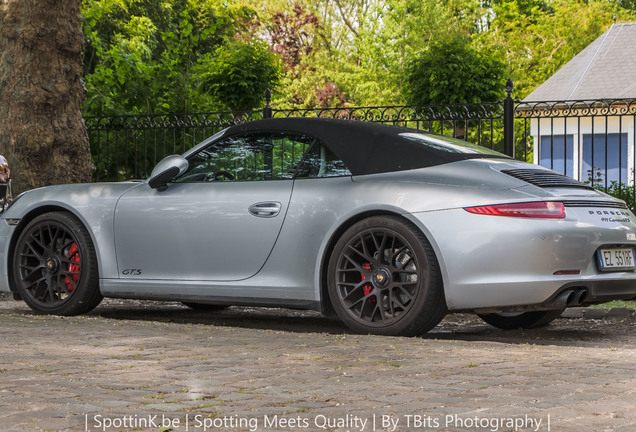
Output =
[
  {"x1": 567, "y1": 289, "x2": 587, "y2": 306},
  {"x1": 553, "y1": 289, "x2": 575, "y2": 308},
  {"x1": 551, "y1": 289, "x2": 587, "y2": 308}
]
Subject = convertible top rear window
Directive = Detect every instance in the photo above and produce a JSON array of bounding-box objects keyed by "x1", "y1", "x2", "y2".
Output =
[{"x1": 399, "y1": 133, "x2": 504, "y2": 156}]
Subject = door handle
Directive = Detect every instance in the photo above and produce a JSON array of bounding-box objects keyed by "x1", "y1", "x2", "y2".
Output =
[{"x1": 249, "y1": 202, "x2": 282, "y2": 217}]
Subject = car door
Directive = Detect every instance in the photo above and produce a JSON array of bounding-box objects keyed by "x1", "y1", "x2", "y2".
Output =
[{"x1": 113, "y1": 131, "x2": 315, "y2": 282}]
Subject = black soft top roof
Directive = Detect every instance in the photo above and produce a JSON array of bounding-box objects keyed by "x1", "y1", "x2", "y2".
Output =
[{"x1": 224, "y1": 117, "x2": 506, "y2": 176}]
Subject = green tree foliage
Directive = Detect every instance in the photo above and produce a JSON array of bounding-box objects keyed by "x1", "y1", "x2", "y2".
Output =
[
  {"x1": 197, "y1": 41, "x2": 281, "y2": 112},
  {"x1": 403, "y1": 37, "x2": 508, "y2": 105},
  {"x1": 82, "y1": 0, "x2": 281, "y2": 115},
  {"x1": 82, "y1": 0, "x2": 636, "y2": 113},
  {"x1": 618, "y1": 0, "x2": 636, "y2": 10},
  {"x1": 260, "y1": 1, "x2": 326, "y2": 107},
  {"x1": 259, "y1": 0, "x2": 501, "y2": 107},
  {"x1": 482, "y1": 0, "x2": 636, "y2": 98}
]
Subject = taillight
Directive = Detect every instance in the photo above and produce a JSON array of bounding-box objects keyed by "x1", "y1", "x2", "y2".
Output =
[{"x1": 464, "y1": 201, "x2": 566, "y2": 219}]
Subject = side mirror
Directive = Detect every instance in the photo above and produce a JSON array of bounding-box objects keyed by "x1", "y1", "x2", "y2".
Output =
[{"x1": 148, "y1": 155, "x2": 188, "y2": 191}]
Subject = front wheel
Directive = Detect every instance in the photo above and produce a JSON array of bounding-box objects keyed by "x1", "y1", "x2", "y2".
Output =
[
  {"x1": 12, "y1": 212, "x2": 102, "y2": 315},
  {"x1": 327, "y1": 216, "x2": 447, "y2": 336},
  {"x1": 477, "y1": 309, "x2": 565, "y2": 330}
]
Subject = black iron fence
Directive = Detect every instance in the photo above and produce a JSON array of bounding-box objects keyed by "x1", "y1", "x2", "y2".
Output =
[
  {"x1": 86, "y1": 85, "x2": 636, "y2": 209},
  {"x1": 86, "y1": 111, "x2": 267, "y2": 181},
  {"x1": 516, "y1": 98, "x2": 636, "y2": 208},
  {"x1": 86, "y1": 88, "x2": 514, "y2": 182}
]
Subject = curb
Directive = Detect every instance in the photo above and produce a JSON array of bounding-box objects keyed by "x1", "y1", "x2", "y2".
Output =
[{"x1": 561, "y1": 307, "x2": 636, "y2": 320}]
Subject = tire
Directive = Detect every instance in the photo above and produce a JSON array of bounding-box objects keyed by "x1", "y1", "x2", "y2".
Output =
[
  {"x1": 327, "y1": 216, "x2": 447, "y2": 336},
  {"x1": 182, "y1": 302, "x2": 228, "y2": 311},
  {"x1": 12, "y1": 212, "x2": 102, "y2": 315},
  {"x1": 477, "y1": 309, "x2": 565, "y2": 330}
]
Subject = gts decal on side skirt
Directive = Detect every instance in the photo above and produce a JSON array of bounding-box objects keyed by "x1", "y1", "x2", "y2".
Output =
[{"x1": 122, "y1": 269, "x2": 142, "y2": 276}]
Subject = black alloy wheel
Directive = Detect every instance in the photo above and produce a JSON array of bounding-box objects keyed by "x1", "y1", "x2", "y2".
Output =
[
  {"x1": 328, "y1": 216, "x2": 446, "y2": 336},
  {"x1": 12, "y1": 212, "x2": 102, "y2": 315}
]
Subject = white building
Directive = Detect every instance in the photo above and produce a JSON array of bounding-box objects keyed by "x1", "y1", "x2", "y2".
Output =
[{"x1": 522, "y1": 22, "x2": 636, "y2": 185}]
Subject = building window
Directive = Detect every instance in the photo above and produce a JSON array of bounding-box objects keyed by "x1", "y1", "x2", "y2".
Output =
[
  {"x1": 582, "y1": 133, "x2": 628, "y2": 185},
  {"x1": 539, "y1": 135, "x2": 574, "y2": 178}
]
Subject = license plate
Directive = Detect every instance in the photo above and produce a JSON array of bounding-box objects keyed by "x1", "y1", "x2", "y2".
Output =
[{"x1": 597, "y1": 248, "x2": 636, "y2": 271}]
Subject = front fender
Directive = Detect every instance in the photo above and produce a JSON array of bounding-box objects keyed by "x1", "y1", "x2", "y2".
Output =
[{"x1": 0, "y1": 182, "x2": 141, "y2": 287}]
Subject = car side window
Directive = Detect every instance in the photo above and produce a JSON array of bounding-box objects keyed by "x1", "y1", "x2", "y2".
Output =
[
  {"x1": 175, "y1": 132, "x2": 318, "y2": 182},
  {"x1": 295, "y1": 144, "x2": 352, "y2": 178}
]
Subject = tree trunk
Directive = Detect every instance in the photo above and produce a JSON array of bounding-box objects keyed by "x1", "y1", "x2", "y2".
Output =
[{"x1": 0, "y1": 0, "x2": 92, "y2": 195}]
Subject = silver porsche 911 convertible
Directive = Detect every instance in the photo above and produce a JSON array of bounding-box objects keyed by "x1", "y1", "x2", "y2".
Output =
[{"x1": 1, "y1": 118, "x2": 636, "y2": 336}]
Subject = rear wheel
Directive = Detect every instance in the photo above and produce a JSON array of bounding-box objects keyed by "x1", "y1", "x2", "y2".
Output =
[
  {"x1": 12, "y1": 212, "x2": 102, "y2": 315},
  {"x1": 327, "y1": 216, "x2": 446, "y2": 336},
  {"x1": 477, "y1": 309, "x2": 565, "y2": 330}
]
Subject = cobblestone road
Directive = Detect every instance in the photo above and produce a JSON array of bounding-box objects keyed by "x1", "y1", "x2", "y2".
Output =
[{"x1": 0, "y1": 298, "x2": 635, "y2": 432}]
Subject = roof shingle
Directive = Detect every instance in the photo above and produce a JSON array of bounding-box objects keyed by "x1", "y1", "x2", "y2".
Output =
[{"x1": 523, "y1": 22, "x2": 636, "y2": 101}]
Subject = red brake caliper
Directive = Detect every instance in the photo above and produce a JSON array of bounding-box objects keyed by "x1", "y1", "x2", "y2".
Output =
[
  {"x1": 65, "y1": 243, "x2": 80, "y2": 292},
  {"x1": 361, "y1": 263, "x2": 376, "y2": 304}
]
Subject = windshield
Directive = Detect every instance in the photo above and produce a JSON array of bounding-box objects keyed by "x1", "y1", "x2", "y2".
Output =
[{"x1": 399, "y1": 132, "x2": 505, "y2": 156}]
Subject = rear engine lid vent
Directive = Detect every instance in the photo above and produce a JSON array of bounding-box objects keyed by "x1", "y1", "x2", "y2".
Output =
[
  {"x1": 563, "y1": 200, "x2": 628, "y2": 210},
  {"x1": 502, "y1": 169, "x2": 593, "y2": 190}
]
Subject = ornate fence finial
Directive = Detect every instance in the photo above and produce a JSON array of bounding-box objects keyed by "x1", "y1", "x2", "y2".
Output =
[
  {"x1": 503, "y1": 79, "x2": 515, "y2": 158},
  {"x1": 263, "y1": 89, "x2": 273, "y2": 119},
  {"x1": 264, "y1": 89, "x2": 272, "y2": 108}
]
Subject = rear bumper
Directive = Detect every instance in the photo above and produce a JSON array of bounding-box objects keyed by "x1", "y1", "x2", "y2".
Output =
[
  {"x1": 472, "y1": 279, "x2": 636, "y2": 314},
  {"x1": 410, "y1": 205, "x2": 636, "y2": 311},
  {"x1": 561, "y1": 278, "x2": 636, "y2": 304}
]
